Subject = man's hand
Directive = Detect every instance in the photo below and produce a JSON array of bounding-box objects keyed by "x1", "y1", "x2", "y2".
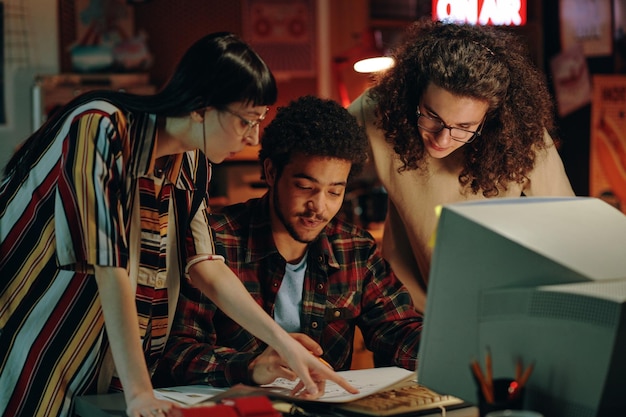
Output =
[
  {"x1": 249, "y1": 343, "x2": 298, "y2": 386},
  {"x1": 249, "y1": 333, "x2": 359, "y2": 399}
]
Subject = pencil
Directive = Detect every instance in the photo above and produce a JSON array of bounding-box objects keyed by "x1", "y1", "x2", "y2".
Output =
[
  {"x1": 518, "y1": 361, "x2": 535, "y2": 389},
  {"x1": 317, "y1": 356, "x2": 332, "y2": 369},
  {"x1": 485, "y1": 347, "x2": 493, "y2": 395},
  {"x1": 309, "y1": 351, "x2": 333, "y2": 370},
  {"x1": 471, "y1": 359, "x2": 494, "y2": 404}
]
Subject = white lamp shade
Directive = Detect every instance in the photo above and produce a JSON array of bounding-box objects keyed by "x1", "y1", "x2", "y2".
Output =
[{"x1": 353, "y1": 56, "x2": 395, "y2": 73}]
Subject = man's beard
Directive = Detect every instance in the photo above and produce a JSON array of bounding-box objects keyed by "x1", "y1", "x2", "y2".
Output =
[{"x1": 272, "y1": 188, "x2": 323, "y2": 244}]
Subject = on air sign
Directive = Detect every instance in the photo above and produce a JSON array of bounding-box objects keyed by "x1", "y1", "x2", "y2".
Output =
[{"x1": 433, "y1": 0, "x2": 527, "y2": 26}]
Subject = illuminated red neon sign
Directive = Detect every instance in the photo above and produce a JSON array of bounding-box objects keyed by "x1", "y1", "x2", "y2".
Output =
[{"x1": 432, "y1": 0, "x2": 527, "y2": 26}]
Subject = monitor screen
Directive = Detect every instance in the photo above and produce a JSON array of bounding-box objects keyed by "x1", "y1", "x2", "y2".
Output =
[{"x1": 417, "y1": 197, "x2": 626, "y2": 417}]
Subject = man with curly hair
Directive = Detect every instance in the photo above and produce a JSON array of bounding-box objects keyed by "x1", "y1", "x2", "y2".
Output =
[
  {"x1": 153, "y1": 95, "x2": 422, "y2": 392},
  {"x1": 349, "y1": 19, "x2": 575, "y2": 313}
]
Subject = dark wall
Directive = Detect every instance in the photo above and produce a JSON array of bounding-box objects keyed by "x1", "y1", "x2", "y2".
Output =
[
  {"x1": 132, "y1": 1, "x2": 244, "y2": 88},
  {"x1": 542, "y1": 3, "x2": 617, "y2": 197}
]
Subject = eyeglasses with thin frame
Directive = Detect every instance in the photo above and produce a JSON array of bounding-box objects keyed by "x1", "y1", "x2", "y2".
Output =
[
  {"x1": 416, "y1": 107, "x2": 484, "y2": 144},
  {"x1": 223, "y1": 107, "x2": 270, "y2": 135}
]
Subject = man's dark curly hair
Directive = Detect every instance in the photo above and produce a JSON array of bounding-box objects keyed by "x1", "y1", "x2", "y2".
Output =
[
  {"x1": 371, "y1": 18, "x2": 557, "y2": 197},
  {"x1": 259, "y1": 95, "x2": 368, "y2": 180}
]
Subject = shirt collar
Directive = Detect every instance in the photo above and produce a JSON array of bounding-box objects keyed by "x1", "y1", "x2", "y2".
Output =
[
  {"x1": 245, "y1": 194, "x2": 340, "y2": 269},
  {"x1": 130, "y1": 113, "x2": 196, "y2": 191}
]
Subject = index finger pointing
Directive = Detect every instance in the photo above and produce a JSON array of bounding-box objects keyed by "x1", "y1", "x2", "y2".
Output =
[{"x1": 319, "y1": 366, "x2": 359, "y2": 394}]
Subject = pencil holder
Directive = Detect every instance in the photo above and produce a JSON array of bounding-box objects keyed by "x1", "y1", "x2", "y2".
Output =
[{"x1": 477, "y1": 378, "x2": 525, "y2": 417}]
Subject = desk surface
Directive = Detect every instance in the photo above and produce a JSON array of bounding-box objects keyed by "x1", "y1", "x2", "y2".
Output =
[
  {"x1": 74, "y1": 392, "x2": 478, "y2": 417},
  {"x1": 74, "y1": 393, "x2": 126, "y2": 417}
]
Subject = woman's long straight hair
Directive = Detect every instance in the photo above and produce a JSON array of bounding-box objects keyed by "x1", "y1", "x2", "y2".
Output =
[{"x1": 3, "y1": 32, "x2": 277, "y2": 181}]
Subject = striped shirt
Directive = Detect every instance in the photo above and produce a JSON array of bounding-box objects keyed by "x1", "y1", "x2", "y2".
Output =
[
  {"x1": 0, "y1": 99, "x2": 213, "y2": 417},
  {"x1": 154, "y1": 194, "x2": 423, "y2": 388}
]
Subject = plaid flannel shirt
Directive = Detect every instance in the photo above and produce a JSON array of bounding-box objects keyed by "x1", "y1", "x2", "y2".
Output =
[{"x1": 155, "y1": 194, "x2": 422, "y2": 387}]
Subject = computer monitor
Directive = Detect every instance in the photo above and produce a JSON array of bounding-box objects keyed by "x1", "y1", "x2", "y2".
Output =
[{"x1": 417, "y1": 197, "x2": 626, "y2": 417}]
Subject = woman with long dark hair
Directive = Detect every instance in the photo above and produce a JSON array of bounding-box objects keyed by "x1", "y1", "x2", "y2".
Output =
[{"x1": 0, "y1": 32, "x2": 353, "y2": 417}]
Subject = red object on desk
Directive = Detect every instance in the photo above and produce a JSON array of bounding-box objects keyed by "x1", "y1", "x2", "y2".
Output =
[
  {"x1": 180, "y1": 403, "x2": 239, "y2": 417},
  {"x1": 180, "y1": 396, "x2": 281, "y2": 417}
]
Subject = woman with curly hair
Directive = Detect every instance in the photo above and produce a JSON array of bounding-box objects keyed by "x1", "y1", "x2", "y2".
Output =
[{"x1": 349, "y1": 19, "x2": 574, "y2": 313}]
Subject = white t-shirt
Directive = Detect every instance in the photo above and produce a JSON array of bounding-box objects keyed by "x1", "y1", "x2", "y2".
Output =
[{"x1": 274, "y1": 254, "x2": 308, "y2": 332}]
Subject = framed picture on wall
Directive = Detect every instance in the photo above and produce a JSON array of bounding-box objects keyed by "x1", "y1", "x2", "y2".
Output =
[
  {"x1": 241, "y1": 0, "x2": 316, "y2": 77},
  {"x1": 559, "y1": 0, "x2": 612, "y2": 57},
  {"x1": 550, "y1": 43, "x2": 592, "y2": 117}
]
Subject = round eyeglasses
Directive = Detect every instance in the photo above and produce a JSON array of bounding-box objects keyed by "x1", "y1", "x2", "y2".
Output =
[
  {"x1": 416, "y1": 107, "x2": 483, "y2": 144},
  {"x1": 224, "y1": 107, "x2": 269, "y2": 136}
]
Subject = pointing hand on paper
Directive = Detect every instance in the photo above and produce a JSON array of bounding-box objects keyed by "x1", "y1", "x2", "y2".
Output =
[
  {"x1": 248, "y1": 333, "x2": 359, "y2": 399},
  {"x1": 288, "y1": 349, "x2": 336, "y2": 399}
]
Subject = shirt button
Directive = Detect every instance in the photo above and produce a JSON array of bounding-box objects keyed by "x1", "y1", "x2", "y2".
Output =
[
  {"x1": 317, "y1": 283, "x2": 324, "y2": 291},
  {"x1": 317, "y1": 255, "x2": 324, "y2": 263},
  {"x1": 311, "y1": 322, "x2": 318, "y2": 329},
  {"x1": 273, "y1": 281, "x2": 279, "y2": 287},
  {"x1": 334, "y1": 310, "x2": 341, "y2": 318}
]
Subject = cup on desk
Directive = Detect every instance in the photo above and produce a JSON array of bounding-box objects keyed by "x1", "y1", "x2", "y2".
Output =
[{"x1": 477, "y1": 378, "x2": 524, "y2": 417}]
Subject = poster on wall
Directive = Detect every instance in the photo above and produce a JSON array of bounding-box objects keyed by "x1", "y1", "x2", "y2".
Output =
[
  {"x1": 559, "y1": 0, "x2": 612, "y2": 57},
  {"x1": 550, "y1": 43, "x2": 591, "y2": 118},
  {"x1": 242, "y1": 0, "x2": 315, "y2": 77},
  {"x1": 590, "y1": 75, "x2": 626, "y2": 214},
  {"x1": 72, "y1": 0, "x2": 151, "y2": 72}
]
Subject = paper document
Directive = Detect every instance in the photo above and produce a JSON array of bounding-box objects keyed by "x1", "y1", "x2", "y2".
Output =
[
  {"x1": 154, "y1": 367, "x2": 415, "y2": 405},
  {"x1": 154, "y1": 385, "x2": 226, "y2": 405},
  {"x1": 262, "y1": 366, "x2": 415, "y2": 403}
]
